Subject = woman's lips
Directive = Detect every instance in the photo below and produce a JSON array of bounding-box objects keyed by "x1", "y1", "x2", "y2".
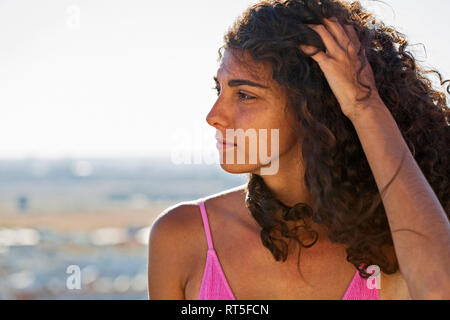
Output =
[{"x1": 216, "y1": 140, "x2": 236, "y2": 150}]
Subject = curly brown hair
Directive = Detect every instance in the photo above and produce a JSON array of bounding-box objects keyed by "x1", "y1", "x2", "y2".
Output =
[{"x1": 217, "y1": 0, "x2": 450, "y2": 279}]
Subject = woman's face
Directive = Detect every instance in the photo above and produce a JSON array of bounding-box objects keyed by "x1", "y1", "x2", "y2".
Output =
[{"x1": 206, "y1": 49, "x2": 300, "y2": 175}]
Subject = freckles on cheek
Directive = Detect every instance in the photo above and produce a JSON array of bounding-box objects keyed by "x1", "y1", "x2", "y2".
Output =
[
  {"x1": 235, "y1": 108, "x2": 258, "y2": 128},
  {"x1": 234, "y1": 101, "x2": 285, "y2": 137}
]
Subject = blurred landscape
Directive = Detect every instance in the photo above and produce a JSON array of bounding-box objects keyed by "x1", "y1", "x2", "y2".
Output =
[{"x1": 0, "y1": 156, "x2": 247, "y2": 299}]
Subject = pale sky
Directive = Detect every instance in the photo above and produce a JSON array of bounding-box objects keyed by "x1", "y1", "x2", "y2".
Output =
[{"x1": 0, "y1": 0, "x2": 448, "y2": 159}]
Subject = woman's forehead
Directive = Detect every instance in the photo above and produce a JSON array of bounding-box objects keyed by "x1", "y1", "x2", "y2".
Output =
[{"x1": 217, "y1": 49, "x2": 272, "y2": 84}]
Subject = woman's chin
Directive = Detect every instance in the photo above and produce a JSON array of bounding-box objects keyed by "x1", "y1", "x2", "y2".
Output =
[{"x1": 218, "y1": 162, "x2": 260, "y2": 174}]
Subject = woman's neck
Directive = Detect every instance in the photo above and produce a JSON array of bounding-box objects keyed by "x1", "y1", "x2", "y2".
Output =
[
  {"x1": 257, "y1": 143, "x2": 312, "y2": 208},
  {"x1": 252, "y1": 143, "x2": 331, "y2": 242}
]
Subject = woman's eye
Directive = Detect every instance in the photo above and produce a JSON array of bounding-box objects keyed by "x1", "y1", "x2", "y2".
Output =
[
  {"x1": 212, "y1": 86, "x2": 220, "y2": 95},
  {"x1": 212, "y1": 86, "x2": 255, "y2": 101},
  {"x1": 238, "y1": 91, "x2": 255, "y2": 101}
]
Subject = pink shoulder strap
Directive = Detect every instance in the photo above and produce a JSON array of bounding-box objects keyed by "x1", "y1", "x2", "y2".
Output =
[
  {"x1": 342, "y1": 265, "x2": 380, "y2": 300},
  {"x1": 198, "y1": 199, "x2": 214, "y2": 250}
]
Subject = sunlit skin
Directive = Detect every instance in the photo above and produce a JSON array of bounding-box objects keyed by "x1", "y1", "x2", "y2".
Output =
[{"x1": 206, "y1": 49, "x2": 315, "y2": 210}]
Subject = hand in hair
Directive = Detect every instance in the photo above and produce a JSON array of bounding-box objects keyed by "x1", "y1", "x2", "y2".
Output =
[{"x1": 299, "y1": 17, "x2": 383, "y2": 122}]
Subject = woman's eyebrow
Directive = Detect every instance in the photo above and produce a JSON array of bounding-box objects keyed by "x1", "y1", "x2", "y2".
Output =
[{"x1": 213, "y1": 75, "x2": 269, "y2": 89}]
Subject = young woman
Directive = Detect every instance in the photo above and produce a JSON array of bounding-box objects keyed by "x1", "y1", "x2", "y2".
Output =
[{"x1": 148, "y1": 0, "x2": 450, "y2": 300}]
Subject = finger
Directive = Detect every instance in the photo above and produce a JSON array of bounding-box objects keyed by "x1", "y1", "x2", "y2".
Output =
[
  {"x1": 322, "y1": 17, "x2": 355, "y2": 55},
  {"x1": 343, "y1": 23, "x2": 362, "y2": 53},
  {"x1": 308, "y1": 23, "x2": 342, "y2": 58},
  {"x1": 299, "y1": 44, "x2": 329, "y2": 64}
]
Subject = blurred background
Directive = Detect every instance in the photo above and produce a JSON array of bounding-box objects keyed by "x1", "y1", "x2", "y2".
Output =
[{"x1": 0, "y1": 0, "x2": 448, "y2": 299}]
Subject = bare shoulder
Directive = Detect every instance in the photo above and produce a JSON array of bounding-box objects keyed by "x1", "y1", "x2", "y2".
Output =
[
  {"x1": 148, "y1": 184, "x2": 248, "y2": 299},
  {"x1": 151, "y1": 201, "x2": 203, "y2": 235},
  {"x1": 147, "y1": 201, "x2": 205, "y2": 299},
  {"x1": 201, "y1": 184, "x2": 250, "y2": 221},
  {"x1": 150, "y1": 183, "x2": 247, "y2": 258},
  {"x1": 149, "y1": 199, "x2": 207, "y2": 259},
  {"x1": 150, "y1": 182, "x2": 247, "y2": 238}
]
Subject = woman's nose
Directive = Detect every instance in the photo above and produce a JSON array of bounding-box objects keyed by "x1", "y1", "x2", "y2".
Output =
[{"x1": 206, "y1": 99, "x2": 232, "y2": 128}]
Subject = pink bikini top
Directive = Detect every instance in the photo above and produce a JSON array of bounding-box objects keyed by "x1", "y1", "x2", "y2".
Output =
[{"x1": 196, "y1": 199, "x2": 380, "y2": 300}]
